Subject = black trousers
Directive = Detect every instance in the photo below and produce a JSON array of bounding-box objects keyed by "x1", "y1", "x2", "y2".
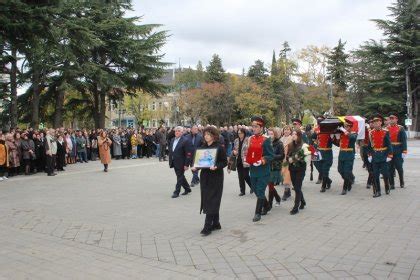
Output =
[
  {"x1": 174, "y1": 167, "x2": 190, "y2": 195},
  {"x1": 237, "y1": 164, "x2": 252, "y2": 194},
  {"x1": 290, "y1": 169, "x2": 306, "y2": 211},
  {"x1": 204, "y1": 213, "x2": 220, "y2": 228},
  {"x1": 46, "y1": 154, "x2": 56, "y2": 175},
  {"x1": 56, "y1": 152, "x2": 65, "y2": 170}
]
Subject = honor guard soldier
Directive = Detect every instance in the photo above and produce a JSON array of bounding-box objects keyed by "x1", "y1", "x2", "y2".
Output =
[
  {"x1": 387, "y1": 112, "x2": 407, "y2": 189},
  {"x1": 367, "y1": 114, "x2": 393, "y2": 197},
  {"x1": 361, "y1": 117, "x2": 376, "y2": 191},
  {"x1": 244, "y1": 116, "x2": 274, "y2": 222},
  {"x1": 333, "y1": 119, "x2": 358, "y2": 195},
  {"x1": 312, "y1": 116, "x2": 334, "y2": 192}
]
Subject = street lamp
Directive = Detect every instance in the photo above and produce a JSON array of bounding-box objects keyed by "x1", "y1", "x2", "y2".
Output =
[{"x1": 406, "y1": 64, "x2": 418, "y2": 138}]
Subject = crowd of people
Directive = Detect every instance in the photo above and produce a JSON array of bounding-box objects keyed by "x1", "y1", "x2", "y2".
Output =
[{"x1": 0, "y1": 111, "x2": 408, "y2": 236}]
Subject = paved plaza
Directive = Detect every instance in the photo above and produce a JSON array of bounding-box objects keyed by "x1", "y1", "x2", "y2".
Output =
[{"x1": 1, "y1": 141, "x2": 420, "y2": 280}]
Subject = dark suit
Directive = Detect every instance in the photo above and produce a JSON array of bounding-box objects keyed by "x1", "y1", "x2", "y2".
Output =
[
  {"x1": 169, "y1": 136, "x2": 193, "y2": 195},
  {"x1": 185, "y1": 133, "x2": 203, "y2": 184}
]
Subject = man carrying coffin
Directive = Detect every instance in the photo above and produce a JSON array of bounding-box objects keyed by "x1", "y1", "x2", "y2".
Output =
[
  {"x1": 313, "y1": 116, "x2": 334, "y2": 193},
  {"x1": 367, "y1": 114, "x2": 393, "y2": 197},
  {"x1": 332, "y1": 119, "x2": 358, "y2": 195},
  {"x1": 387, "y1": 112, "x2": 407, "y2": 189}
]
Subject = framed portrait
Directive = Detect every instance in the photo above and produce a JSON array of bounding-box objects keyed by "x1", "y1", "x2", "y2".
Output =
[{"x1": 193, "y1": 148, "x2": 217, "y2": 168}]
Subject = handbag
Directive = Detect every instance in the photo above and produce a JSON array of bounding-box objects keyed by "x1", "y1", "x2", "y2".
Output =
[{"x1": 228, "y1": 155, "x2": 237, "y2": 171}]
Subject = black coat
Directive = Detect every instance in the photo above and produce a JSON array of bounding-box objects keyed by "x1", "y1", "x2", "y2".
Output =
[
  {"x1": 185, "y1": 133, "x2": 203, "y2": 150},
  {"x1": 199, "y1": 142, "x2": 227, "y2": 214},
  {"x1": 168, "y1": 136, "x2": 192, "y2": 169},
  {"x1": 271, "y1": 138, "x2": 285, "y2": 170}
]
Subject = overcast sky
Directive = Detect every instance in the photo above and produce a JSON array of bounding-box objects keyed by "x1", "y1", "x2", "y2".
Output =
[{"x1": 129, "y1": 0, "x2": 393, "y2": 74}]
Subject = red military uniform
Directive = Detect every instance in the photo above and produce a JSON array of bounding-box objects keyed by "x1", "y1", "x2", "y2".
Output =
[{"x1": 246, "y1": 134, "x2": 265, "y2": 165}]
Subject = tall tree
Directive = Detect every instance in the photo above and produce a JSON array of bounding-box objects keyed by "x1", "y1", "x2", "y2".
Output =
[
  {"x1": 247, "y1": 60, "x2": 268, "y2": 84},
  {"x1": 327, "y1": 39, "x2": 349, "y2": 92},
  {"x1": 205, "y1": 54, "x2": 226, "y2": 83},
  {"x1": 271, "y1": 50, "x2": 278, "y2": 75},
  {"x1": 349, "y1": 0, "x2": 419, "y2": 123}
]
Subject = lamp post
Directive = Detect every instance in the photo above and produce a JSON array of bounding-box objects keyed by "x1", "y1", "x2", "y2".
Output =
[{"x1": 406, "y1": 64, "x2": 418, "y2": 138}]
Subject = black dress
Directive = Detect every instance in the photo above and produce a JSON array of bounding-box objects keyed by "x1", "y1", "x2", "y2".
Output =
[
  {"x1": 56, "y1": 141, "x2": 66, "y2": 171},
  {"x1": 199, "y1": 142, "x2": 227, "y2": 214}
]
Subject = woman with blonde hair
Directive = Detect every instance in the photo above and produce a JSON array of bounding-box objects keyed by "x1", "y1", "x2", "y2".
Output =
[
  {"x1": 280, "y1": 125, "x2": 293, "y2": 201},
  {"x1": 98, "y1": 130, "x2": 112, "y2": 172}
]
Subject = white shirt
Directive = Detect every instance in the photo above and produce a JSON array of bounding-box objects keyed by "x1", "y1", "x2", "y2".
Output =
[{"x1": 172, "y1": 137, "x2": 181, "y2": 151}]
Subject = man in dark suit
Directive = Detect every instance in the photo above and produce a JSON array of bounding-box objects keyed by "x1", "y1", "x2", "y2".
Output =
[
  {"x1": 169, "y1": 126, "x2": 193, "y2": 198},
  {"x1": 185, "y1": 125, "x2": 203, "y2": 187}
]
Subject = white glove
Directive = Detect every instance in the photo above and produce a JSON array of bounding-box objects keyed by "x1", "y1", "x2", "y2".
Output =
[
  {"x1": 368, "y1": 156, "x2": 372, "y2": 163},
  {"x1": 402, "y1": 153, "x2": 407, "y2": 159},
  {"x1": 330, "y1": 134, "x2": 335, "y2": 139},
  {"x1": 339, "y1": 127, "x2": 347, "y2": 133},
  {"x1": 386, "y1": 157, "x2": 392, "y2": 162},
  {"x1": 335, "y1": 133, "x2": 341, "y2": 139},
  {"x1": 253, "y1": 160, "x2": 262, "y2": 166}
]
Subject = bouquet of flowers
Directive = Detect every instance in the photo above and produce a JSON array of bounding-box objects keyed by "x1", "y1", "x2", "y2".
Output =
[{"x1": 283, "y1": 144, "x2": 311, "y2": 168}]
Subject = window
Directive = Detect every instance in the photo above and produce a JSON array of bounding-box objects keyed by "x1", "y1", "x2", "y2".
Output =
[
  {"x1": 152, "y1": 102, "x2": 156, "y2": 111},
  {"x1": 152, "y1": 119, "x2": 157, "y2": 128},
  {"x1": 158, "y1": 102, "x2": 163, "y2": 109},
  {"x1": 127, "y1": 119, "x2": 134, "y2": 128}
]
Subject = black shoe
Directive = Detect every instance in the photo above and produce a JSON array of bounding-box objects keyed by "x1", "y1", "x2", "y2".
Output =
[
  {"x1": 390, "y1": 185, "x2": 395, "y2": 190},
  {"x1": 386, "y1": 190, "x2": 390, "y2": 195},
  {"x1": 171, "y1": 193, "x2": 179, "y2": 198},
  {"x1": 373, "y1": 192, "x2": 381, "y2": 198},
  {"x1": 200, "y1": 227, "x2": 212, "y2": 236},
  {"x1": 366, "y1": 184, "x2": 371, "y2": 189},
  {"x1": 261, "y1": 199, "x2": 269, "y2": 215},
  {"x1": 400, "y1": 185, "x2": 404, "y2": 188},
  {"x1": 190, "y1": 183, "x2": 195, "y2": 188},
  {"x1": 341, "y1": 189, "x2": 347, "y2": 195},
  {"x1": 299, "y1": 201, "x2": 306, "y2": 210},
  {"x1": 320, "y1": 187, "x2": 326, "y2": 193},
  {"x1": 252, "y1": 214, "x2": 261, "y2": 222},
  {"x1": 211, "y1": 223, "x2": 221, "y2": 231},
  {"x1": 326, "y1": 179, "x2": 332, "y2": 189},
  {"x1": 290, "y1": 209, "x2": 299, "y2": 215},
  {"x1": 181, "y1": 189, "x2": 191, "y2": 195},
  {"x1": 47, "y1": 173, "x2": 56, "y2": 176},
  {"x1": 104, "y1": 169, "x2": 108, "y2": 172},
  {"x1": 238, "y1": 193, "x2": 245, "y2": 196}
]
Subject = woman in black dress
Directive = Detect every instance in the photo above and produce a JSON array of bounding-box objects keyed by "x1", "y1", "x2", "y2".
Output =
[{"x1": 192, "y1": 126, "x2": 227, "y2": 236}]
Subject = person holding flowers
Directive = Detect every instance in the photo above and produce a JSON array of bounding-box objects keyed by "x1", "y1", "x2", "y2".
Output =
[{"x1": 285, "y1": 129, "x2": 311, "y2": 215}]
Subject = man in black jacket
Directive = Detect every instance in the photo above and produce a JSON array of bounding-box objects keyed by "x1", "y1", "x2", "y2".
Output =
[
  {"x1": 169, "y1": 126, "x2": 193, "y2": 198},
  {"x1": 185, "y1": 125, "x2": 203, "y2": 187}
]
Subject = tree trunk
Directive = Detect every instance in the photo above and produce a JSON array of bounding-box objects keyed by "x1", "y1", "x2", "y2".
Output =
[
  {"x1": 53, "y1": 85, "x2": 65, "y2": 128},
  {"x1": 99, "y1": 89, "x2": 106, "y2": 128},
  {"x1": 10, "y1": 47, "x2": 18, "y2": 128},
  {"x1": 92, "y1": 84, "x2": 100, "y2": 128},
  {"x1": 31, "y1": 67, "x2": 41, "y2": 128}
]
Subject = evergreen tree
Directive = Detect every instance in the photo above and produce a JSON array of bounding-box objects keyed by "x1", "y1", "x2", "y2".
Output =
[
  {"x1": 271, "y1": 50, "x2": 278, "y2": 75},
  {"x1": 349, "y1": 0, "x2": 419, "y2": 120},
  {"x1": 205, "y1": 54, "x2": 226, "y2": 83},
  {"x1": 247, "y1": 60, "x2": 268, "y2": 84},
  {"x1": 327, "y1": 39, "x2": 349, "y2": 92}
]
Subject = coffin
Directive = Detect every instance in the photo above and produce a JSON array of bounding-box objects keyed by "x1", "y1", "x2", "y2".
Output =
[{"x1": 319, "y1": 118, "x2": 343, "y2": 134}]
